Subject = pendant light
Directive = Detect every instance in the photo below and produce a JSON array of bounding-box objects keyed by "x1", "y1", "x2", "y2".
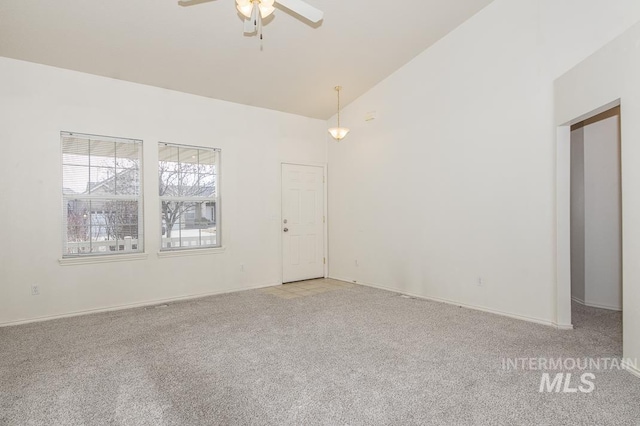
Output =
[{"x1": 328, "y1": 86, "x2": 350, "y2": 141}]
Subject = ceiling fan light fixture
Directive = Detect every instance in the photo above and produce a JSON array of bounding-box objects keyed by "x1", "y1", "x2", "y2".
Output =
[
  {"x1": 237, "y1": 4, "x2": 254, "y2": 18},
  {"x1": 190, "y1": 0, "x2": 324, "y2": 40},
  {"x1": 259, "y1": 4, "x2": 276, "y2": 18},
  {"x1": 236, "y1": 0, "x2": 254, "y2": 18},
  {"x1": 329, "y1": 86, "x2": 350, "y2": 141}
]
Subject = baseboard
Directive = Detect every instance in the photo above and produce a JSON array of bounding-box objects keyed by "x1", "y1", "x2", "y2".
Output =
[
  {"x1": 622, "y1": 360, "x2": 640, "y2": 380},
  {"x1": 571, "y1": 296, "x2": 586, "y2": 306},
  {"x1": 554, "y1": 323, "x2": 574, "y2": 330},
  {"x1": 583, "y1": 300, "x2": 622, "y2": 312},
  {"x1": 572, "y1": 296, "x2": 622, "y2": 312},
  {"x1": 329, "y1": 276, "x2": 571, "y2": 330},
  {"x1": 0, "y1": 281, "x2": 279, "y2": 328}
]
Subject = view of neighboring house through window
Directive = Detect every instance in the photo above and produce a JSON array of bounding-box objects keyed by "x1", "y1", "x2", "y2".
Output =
[
  {"x1": 159, "y1": 143, "x2": 220, "y2": 250},
  {"x1": 62, "y1": 132, "x2": 143, "y2": 256}
]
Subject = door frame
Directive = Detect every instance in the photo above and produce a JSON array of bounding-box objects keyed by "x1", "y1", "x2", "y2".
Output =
[{"x1": 280, "y1": 161, "x2": 328, "y2": 283}]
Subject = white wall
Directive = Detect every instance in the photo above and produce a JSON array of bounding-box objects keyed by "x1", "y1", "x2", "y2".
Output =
[
  {"x1": 584, "y1": 115, "x2": 622, "y2": 310},
  {"x1": 555, "y1": 21, "x2": 640, "y2": 371},
  {"x1": 0, "y1": 57, "x2": 327, "y2": 325},
  {"x1": 570, "y1": 127, "x2": 586, "y2": 303},
  {"x1": 327, "y1": 0, "x2": 640, "y2": 329}
]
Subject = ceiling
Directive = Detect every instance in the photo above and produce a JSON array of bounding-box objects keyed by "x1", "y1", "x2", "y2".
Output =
[{"x1": 0, "y1": 0, "x2": 493, "y2": 119}]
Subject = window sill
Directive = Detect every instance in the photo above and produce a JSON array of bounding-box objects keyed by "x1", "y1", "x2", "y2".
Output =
[
  {"x1": 59, "y1": 253, "x2": 149, "y2": 266},
  {"x1": 157, "y1": 246, "x2": 226, "y2": 258}
]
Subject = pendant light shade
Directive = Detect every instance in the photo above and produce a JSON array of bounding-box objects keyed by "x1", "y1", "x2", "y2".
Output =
[
  {"x1": 328, "y1": 127, "x2": 350, "y2": 140},
  {"x1": 328, "y1": 86, "x2": 349, "y2": 141}
]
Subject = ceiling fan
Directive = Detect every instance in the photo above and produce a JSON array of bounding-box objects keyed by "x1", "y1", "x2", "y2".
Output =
[{"x1": 181, "y1": 0, "x2": 324, "y2": 40}]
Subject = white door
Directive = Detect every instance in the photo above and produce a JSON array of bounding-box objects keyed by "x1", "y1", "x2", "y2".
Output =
[{"x1": 282, "y1": 164, "x2": 325, "y2": 283}]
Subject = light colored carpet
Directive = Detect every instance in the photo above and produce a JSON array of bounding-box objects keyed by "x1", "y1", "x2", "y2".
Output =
[{"x1": 1, "y1": 279, "x2": 638, "y2": 425}]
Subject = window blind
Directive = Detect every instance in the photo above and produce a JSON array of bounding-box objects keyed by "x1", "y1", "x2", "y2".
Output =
[
  {"x1": 61, "y1": 132, "x2": 143, "y2": 256},
  {"x1": 159, "y1": 143, "x2": 220, "y2": 250}
]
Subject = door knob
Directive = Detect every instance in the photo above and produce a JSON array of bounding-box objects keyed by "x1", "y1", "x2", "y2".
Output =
[{"x1": 283, "y1": 228, "x2": 289, "y2": 232}]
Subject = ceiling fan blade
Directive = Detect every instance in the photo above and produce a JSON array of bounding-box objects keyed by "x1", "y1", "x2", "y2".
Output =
[
  {"x1": 177, "y1": 0, "x2": 217, "y2": 7},
  {"x1": 243, "y1": 3, "x2": 258, "y2": 34},
  {"x1": 276, "y1": 0, "x2": 324, "y2": 23},
  {"x1": 244, "y1": 17, "x2": 257, "y2": 34}
]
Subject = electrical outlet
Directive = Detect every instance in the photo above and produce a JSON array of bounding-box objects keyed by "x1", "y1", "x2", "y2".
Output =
[
  {"x1": 355, "y1": 259, "x2": 359, "y2": 267},
  {"x1": 31, "y1": 285, "x2": 40, "y2": 296},
  {"x1": 240, "y1": 264, "x2": 245, "y2": 272},
  {"x1": 477, "y1": 277, "x2": 484, "y2": 287}
]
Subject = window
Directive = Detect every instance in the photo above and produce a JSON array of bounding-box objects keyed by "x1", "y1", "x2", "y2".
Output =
[
  {"x1": 159, "y1": 143, "x2": 220, "y2": 250},
  {"x1": 62, "y1": 132, "x2": 143, "y2": 257}
]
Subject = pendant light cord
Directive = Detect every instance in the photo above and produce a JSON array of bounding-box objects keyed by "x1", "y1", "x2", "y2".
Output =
[
  {"x1": 328, "y1": 85, "x2": 349, "y2": 141},
  {"x1": 336, "y1": 86, "x2": 341, "y2": 128}
]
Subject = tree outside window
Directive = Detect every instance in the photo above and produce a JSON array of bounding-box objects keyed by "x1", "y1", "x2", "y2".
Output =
[{"x1": 159, "y1": 143, "x2": 220, "y2": 250}]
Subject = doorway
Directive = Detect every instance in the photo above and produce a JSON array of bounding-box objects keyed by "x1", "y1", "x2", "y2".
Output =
[
  {"x1": 570, "y1": 107, "x2": 622, "y2": 315},
  {"x1": 567, "y1": 106, "x2": 623, "y2": 347},
  {"x1": 281, "y1": 163, "x2": 326, "y2": 283}
]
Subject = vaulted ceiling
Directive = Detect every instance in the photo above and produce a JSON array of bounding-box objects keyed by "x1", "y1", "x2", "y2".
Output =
[{"x1": 0, "y1": 0, "x2": 494, "y2": 119}]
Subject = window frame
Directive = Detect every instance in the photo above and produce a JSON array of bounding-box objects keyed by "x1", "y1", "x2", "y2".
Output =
[
  {"x1": 158, "y1": 142, "x2": 221, "y2": 252},
  {"x1": 61, "y1": 131, "x2": 144, "y2": 258}
]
